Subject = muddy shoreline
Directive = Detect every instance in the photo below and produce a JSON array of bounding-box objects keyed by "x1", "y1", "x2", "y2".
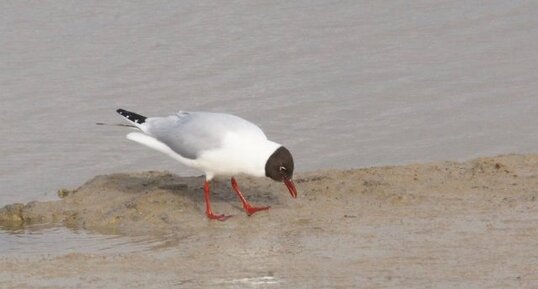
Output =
[{"x1": 1, "y1": 154, "x2": 537, "y2": 288}]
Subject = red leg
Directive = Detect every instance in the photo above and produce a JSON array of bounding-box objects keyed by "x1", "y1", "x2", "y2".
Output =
[
  {"x1": 204, "y1": 181, "x2": 231, "y2": 221},
  {"x1": 231, "y1": 177, "x2": 270, "y2": 216}
]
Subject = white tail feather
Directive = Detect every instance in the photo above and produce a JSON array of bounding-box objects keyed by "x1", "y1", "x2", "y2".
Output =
[
  {"x1": 126, "y1": 132, "x2": 175, "y2": 157},
  {"x1": 126, "y1": 132, "x2": 210, "y2": 179}
]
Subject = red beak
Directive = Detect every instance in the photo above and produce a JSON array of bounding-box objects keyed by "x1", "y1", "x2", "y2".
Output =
[{"x1": 283, "y1": 178, "x2": 297, "y2": 198}]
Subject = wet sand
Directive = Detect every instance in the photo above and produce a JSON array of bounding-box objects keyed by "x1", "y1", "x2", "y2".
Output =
[{"x1": 1, "y1": 154, "x2": 537, "y2": 288}]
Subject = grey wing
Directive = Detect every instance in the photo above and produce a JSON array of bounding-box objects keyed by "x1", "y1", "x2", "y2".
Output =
[{"x1": 143, "y1": 112, "x2": 226, "y2": 159}]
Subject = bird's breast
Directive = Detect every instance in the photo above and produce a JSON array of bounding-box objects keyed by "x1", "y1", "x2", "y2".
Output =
[{"x1": 195, "y1": 132, "x2": 280, "y2": 177}]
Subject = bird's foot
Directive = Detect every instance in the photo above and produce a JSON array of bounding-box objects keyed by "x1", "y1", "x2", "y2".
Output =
[
  {"x1": 206, "y1": 211, "x2": 232, "y2": 221},
  {"x1": 243, "y1": 205, "x2": 271, "y2": 216}
]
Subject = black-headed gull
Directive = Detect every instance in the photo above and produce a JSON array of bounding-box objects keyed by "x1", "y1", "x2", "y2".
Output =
[{"x1": 116, "y1": 108, "x2": 297, "y2": 221}]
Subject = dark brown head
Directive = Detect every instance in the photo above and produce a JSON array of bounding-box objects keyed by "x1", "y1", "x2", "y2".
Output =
[{"x1": 265, "y1": 146, "x2": 297, "y2": 198}]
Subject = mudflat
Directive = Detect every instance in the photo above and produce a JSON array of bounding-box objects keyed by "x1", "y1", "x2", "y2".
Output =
[{"x1": 1, "y1": 154, "x2": 537, "y2": 288}]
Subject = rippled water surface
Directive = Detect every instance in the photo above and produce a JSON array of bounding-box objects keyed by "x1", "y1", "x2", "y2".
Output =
[{"x1": 0, "y1": 224, "x2": 170, "y2": 257}]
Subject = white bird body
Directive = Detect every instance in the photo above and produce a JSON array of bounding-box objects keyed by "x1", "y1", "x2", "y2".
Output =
[
  {"x1": 123, "y1": 111, "x2": 281, "y2": 180},
  {"x1": 116, "y1": 108, "x2": 296, "y2": 220},
  {"x1": 126, "y1": 129, "x2": 281, "y2": 180}
]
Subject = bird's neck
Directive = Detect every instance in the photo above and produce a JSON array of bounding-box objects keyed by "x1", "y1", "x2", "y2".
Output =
[{"x1": 242, "y1": 140, "x2": 282, "y2": 177}]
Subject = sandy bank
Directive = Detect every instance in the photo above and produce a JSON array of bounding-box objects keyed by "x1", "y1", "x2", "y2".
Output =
[{"x1": 1, "y1": 154, "x2": 537, "y2": 288}]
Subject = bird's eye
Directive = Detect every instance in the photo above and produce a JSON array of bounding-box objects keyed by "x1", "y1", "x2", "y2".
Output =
[{"x1": 279, "y1": 166, "x2": 286, "y2": 172}]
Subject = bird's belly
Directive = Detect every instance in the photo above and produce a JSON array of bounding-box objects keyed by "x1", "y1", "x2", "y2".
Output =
[{"x1": 194, "y1": 149, "x2": 265, "y2": 177}]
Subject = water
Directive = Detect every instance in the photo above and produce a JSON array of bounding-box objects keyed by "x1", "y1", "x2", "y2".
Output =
[
  {"x1": 0, "y1": 224, "x2": 168, "y2": 258},
  {"x1": 1, "y1": 0, "x2": 538, "y2": 255}
]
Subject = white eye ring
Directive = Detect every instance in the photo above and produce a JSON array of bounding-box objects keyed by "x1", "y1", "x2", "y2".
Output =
[{"x1": 279, "y1": 166, "x2": 286, "y2": 171}]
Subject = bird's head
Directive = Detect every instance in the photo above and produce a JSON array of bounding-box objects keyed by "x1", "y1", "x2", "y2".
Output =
[{"x1": 265, "y1": 146, "x2": 297, "y2": 198}]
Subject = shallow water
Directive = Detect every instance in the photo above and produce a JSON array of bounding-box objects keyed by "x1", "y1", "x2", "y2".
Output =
[
  {"x1": 0, "y1": 224, "x2": 169, "y2": 257},
  {"x1": 1, "y1": 0, "x2": 538, "y2": 257}
]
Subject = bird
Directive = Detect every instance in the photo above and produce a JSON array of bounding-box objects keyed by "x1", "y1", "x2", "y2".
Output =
[{"x1": 116, "y1": 108, "x2": 297, "y2": 221}]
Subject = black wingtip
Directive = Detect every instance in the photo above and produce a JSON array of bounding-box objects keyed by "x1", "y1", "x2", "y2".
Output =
[{"x1": 116, "y1": 108, "x2": 147, "y2": 125}]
